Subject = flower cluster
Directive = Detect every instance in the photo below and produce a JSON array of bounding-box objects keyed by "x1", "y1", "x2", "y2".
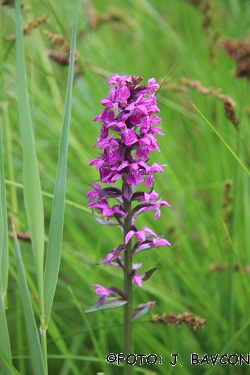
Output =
[{"x1": 86, "y1": 74, "x2": 171, "y2": 315}]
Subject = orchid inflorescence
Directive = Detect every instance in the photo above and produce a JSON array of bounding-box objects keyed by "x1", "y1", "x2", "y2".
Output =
[{"x1": 85, "y1": 74, "x2": 171, "y2": 319}]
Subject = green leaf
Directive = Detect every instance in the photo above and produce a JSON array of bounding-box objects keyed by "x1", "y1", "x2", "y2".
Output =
[
  {"x1": 0, "y1": 295, "x2": 12, "y2": 375},
  {"x1": 14, "y1": 0, "x2": 44, "y2": 303},
  {"x1": 0, "y1": 126, "x2": 9, "y2": 299},
  {"x1": 85, "y1": 298, "x2": 127, "y2": 313},
  {"x1": 12, "y1": 229, "x2": 45, "y2": 375},
  {"x1": 0, "y1": 117, "x2": 11, "y2": 375},
  {"x1": 44, "y1": 0, "x2": 80, "y2": 327}
]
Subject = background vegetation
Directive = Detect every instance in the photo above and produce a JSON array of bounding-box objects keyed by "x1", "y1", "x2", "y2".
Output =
[{"x1": 1, "y1": 0, "x2": 250, "y2": 374}]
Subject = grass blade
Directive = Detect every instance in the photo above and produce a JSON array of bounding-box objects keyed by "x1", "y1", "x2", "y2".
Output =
[
  {"x1": 0, "y1": 294, "x2": 11, "y2": 375},
  {"x1": 0, "y1": 127, "x2": 9, "y2": 301},
  {"x1": 12, "y1": 228, "x2": 45, "y2": 375},
  {"x1": 0, "y1": 121, "x2": 11, "y2": 375},
  {"x1": 4, "y1": 180, "x2": 90, "y2": 214},
  {"x1": 44, "y1": 0, "x2": 79, "y2": 327}
]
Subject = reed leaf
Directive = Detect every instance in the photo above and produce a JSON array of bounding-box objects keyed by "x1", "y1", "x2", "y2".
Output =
[
  {"x1": 44, "y1": 0, "x2": 79, "y2": 327},
  {"x1": 0, "y1": 293, "x2": 11, "y2": 375},
  {"x1": 0, "y1": 121, "x2": 11, "y2": 375},
  {"x1": 0, "y1": 126, "x2": 9, "y2": 300},
  {"x1": 14, "y1": 0, "x2": 44, "y2": 300}
]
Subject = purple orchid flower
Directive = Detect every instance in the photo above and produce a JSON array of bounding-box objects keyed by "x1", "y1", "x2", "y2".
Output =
[
  {"x1": 91, "y1": 284, "x2": 116, "y2": 305},
  {"x1": 86, "y1": 74, "x2": 171, "y2": 326},
  {"x1": 131, "y1": 264, "x2": 145, "y2": 287},
  {"x1": 125, "y1": 226, "x2": 157, "y2": 245}
]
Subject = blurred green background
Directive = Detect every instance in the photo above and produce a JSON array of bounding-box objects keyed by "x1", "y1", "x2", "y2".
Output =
[{"x1": 1, "y1": 0, "x2": 250, "y2": 374}]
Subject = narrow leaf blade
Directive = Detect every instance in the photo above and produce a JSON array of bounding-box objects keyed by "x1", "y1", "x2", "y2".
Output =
[
  {"x1": 44, "y1": 0, "x2": 80, "y2": 327},
  {"x1": 15, "y1": 0, "x2": 44, "y2": 287},
  {"x1": 0, "y1": 127, "x2": 9, "y2": 298},
  {"x1": 0, "y1": 295, "x2": 12, "y2": 375}
]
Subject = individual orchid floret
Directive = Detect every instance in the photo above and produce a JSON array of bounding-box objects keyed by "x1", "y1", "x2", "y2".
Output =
[
  {"x1": 110, "y1": 160, "x2": 147, "y2": 186},
  {"x1": 136, "y1": 133, "x2": 160, "y2": 159},
  {"x1": 115, "y1": 122, "x2": 138, "y2": 146},
  {"x1": 88, "y1": 198, "x2": 126, "y2": 220},
  {"x1": 152, "y1": 199, "x2": 171, "y2": 219},
  {"x1": 144, "y1": 190, "x2": 159, "y2": 203},
  {"x1": 86, "y1": 183, "x2": 102, "y2": 203},
  {"x1": 86, "y1": 184, "x2": 123, "y2": 201},
  {"x1": 134, "y1": 237, "x2": 171, "y2": 255},
  {"x1": 125, "y1": 226, "x2": 157, "y2": 245},
  {"x1": 131, "y1": 264, "x2": 144, "y2": 287},
  {"x1": 93, "y1": 107, "x2": 114, "y2": 123},
  {"x1": 131, "y1": 190, "x2": 158, "y2": 204},
  {"x1": 107, "y1": 73, "x2": 133, "y2": 86},
  {"x1": 151, "y1": 237, "x2": 171, "y2": 247},
  {"x1": 138, "y1": 78, "x2": 159, "y2": 94},
  {"x1": 137, "y1": 115, "x2": 162, "y2": 134},
  {"x1": 144, "y1": 162, "x2": 164, "y2": 188},
  {"x1": 126, "y1": 94, "x2": 149, "y2": 115},
  {"x1": 116, "y1": 160, "x2": 148, "y2": 187},
  {"x1": 147, "y1": 78, "x2": 159, "y2": 93},
  {"x1": 95, "y1": 134, "x2": 119, "y2": 149},
  {"x1": 132, "y1": 198, "x2": 171, "y2": 220},
  {"x1": 88, "y1": 156, "x2": 104, "y2": 170},
  {"x1": 91, "y1": 284, "x2": 116, "y2": 305},
  {"x1": 100, "y1": 245, "x2": 125, "y2": 266},
  {"x1": 100, "y1": 87, "x2": 119, "y2": 110}
]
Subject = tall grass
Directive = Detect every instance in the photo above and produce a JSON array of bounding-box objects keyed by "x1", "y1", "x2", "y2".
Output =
[{"x1": 0, "y1": 0, "x2": 250, "y2": 374}]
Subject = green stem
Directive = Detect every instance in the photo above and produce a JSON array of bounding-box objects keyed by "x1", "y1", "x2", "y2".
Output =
[
  {"x1": 40, "y1": 318, "x2": 48, "y2": 375},
  {"x1": 38, "y1": 273, "x2": 47, "y2": 374},
  {"x1": 123, "y1": 186, "x2": 133, "y2": 375}
]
